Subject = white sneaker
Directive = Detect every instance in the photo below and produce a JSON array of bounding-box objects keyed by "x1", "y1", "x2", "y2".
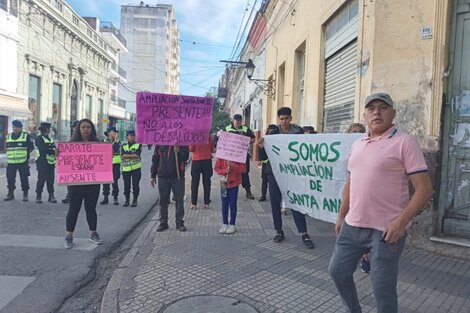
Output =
[
  {"x1": 226, "y1": 225, "x2": 236, "y2": 234},
  {"x1": 219, "y1": 224, "x2": 229, "y2": 234}
]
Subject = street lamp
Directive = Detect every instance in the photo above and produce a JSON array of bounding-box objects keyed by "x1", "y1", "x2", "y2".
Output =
[{"x1": 220, "y1": 59, "x2": 276, "y2": 100}]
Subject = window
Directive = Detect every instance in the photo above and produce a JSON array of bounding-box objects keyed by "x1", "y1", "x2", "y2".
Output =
[
  {"x1": 52, "y1": 0, "x2": 63, "y2": 12},
  {"x1": 72, "y1": 15, "x2": 79, "y2": 27},
  {"x1": 52, "y1": 83, "x2": 61, "y2": 137},
  {"x1": 1, "y1": 0, "x2": 18, "y2": 16},
  {"x1": 294, "y1": 42, "x2": 306, "y2": 124},
  {"x1": 325, "y1": 0, "x2": 358, "y2": 40},
  {"x1": 28, "y1": 75, "x2": 41, "y2": 135},
  {"x1": 85, "y1": 95, "x2": 92, "y2": 119}
]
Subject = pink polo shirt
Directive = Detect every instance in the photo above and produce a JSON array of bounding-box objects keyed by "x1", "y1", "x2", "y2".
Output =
[{"x1": 345, "y1": 126, "x2": 428, "y2": 231}]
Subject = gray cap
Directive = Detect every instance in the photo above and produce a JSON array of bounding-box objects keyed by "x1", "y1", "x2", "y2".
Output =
[{"x1": 364, "y1": 92, "x2": 393, "y2": 107}]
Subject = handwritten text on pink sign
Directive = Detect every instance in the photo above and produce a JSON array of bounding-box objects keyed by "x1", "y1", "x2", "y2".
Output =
[
  {"x1": 136, "y1": 92, "x2": 213, "y2": 145},
  {"x1": 56, "y1": 143, "x2": 113, "y2": 185},
  {"x1": 215, "y1": 131, "x2": 250, "y2": 163}
]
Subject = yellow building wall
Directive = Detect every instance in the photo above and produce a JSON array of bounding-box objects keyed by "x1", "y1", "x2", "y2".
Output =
[{"x1": 263, "y1": 0, "x2": 449, "y2": 151}]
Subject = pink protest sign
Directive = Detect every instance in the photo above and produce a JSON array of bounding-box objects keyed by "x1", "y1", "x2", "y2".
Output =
[
  {"x1": 215, "y1": 131, "x2": 250, "y2": 163},
  {"x1": 136, "y1": 92, "x2": 213, "y2": 145},
  {"x1": 56, "y1": 143, "x2": 113, "y2": 185}
]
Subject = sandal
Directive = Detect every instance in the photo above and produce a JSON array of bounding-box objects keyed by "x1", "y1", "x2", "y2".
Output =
[{"x1": 190, "y1": 204, "x2": 197, "y2": 210}]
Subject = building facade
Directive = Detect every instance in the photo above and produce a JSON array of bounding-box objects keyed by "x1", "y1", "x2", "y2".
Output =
[
  {"x1": 119, "y1": 2, "x2": 180, "y2": 116},
  {"x1": 16, "y1": 0, "x2": 112, "y2": 141},
  {"x1": 83, "y1": 18, "x2": 129, "y2": 140},
  {"x1": 0, "y1": 0, "x2": 29, "y2": 152},
  {"x1": 226, "y1": 0, "x2": 469, "y2": 256}
]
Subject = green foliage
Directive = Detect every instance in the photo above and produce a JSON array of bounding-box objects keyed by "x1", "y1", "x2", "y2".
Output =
[{"x1": 206, "y1": 91, "x2": 231, "y2": 134}]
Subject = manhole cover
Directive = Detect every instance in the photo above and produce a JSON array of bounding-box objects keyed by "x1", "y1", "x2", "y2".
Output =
[{"x1": 161, "y1": 295, "x2": 258, "y2": 313}]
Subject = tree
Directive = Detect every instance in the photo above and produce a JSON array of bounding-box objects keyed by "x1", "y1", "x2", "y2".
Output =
[{"x1": 206, "y1": 91, "x2": 230, "y2": 134}]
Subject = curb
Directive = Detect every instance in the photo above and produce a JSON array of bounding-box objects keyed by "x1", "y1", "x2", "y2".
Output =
[
  {"x1": 100, "y1": 174, "x2": 192, "y2": 313},
  {"x1": 100, "y1": 209, "x2": 160, "y2": 313}
]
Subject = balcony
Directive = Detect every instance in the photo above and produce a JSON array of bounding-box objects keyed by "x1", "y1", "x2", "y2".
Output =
[{"x1": 100, "y1": 21, "x2": 127, "y2": 47}]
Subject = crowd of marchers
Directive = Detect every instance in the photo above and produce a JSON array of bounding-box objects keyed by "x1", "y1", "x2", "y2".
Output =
[{"x1": 3, "y1": 92, "x2": 433, "y2": 313}]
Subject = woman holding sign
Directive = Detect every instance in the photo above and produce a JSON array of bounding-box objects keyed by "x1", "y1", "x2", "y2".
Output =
[
  {"x1": 214, "y1": 157, "x2": 246, "y2": 234},
  {"x1": 64, "y1": 119, "x2": 103, "y2": 249}
]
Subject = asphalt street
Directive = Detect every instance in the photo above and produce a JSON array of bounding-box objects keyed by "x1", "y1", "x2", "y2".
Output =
[{"x1": 0, "y1": 148, "x2": 157, "y2": 313}]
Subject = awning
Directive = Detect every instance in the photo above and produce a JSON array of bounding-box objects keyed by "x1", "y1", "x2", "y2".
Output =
[{"x1": 0, "y1": 93, "x2": 31, "y2": 118}]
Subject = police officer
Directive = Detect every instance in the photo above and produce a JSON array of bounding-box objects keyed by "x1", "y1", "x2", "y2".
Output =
[
  {"x1": 4, "y1": 120, "x2": 34, "y2": 202},
  {"x1": 61, "y1": 120, "x2": 79, "y2": 204},
  {"x1": 225, "y1": 114, "x2": 256, "y2": 199},
  {"x1": 35, "y1": 122, "x2": 57, "y2": 203},
  {"x1": 121, "y1": 130, "x2": 142, "y2": 207},
  {"x1": 100, "y1": 127, "x2": 121, "y2": 205}
]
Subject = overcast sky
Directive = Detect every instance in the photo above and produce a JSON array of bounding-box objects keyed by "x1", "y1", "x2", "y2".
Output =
[{"x1": 67, "y1": 0, "x2": 260, "y2": 96}]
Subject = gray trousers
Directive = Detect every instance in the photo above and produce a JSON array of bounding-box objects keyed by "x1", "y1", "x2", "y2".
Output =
[
  {"x1": 328, "y1": 222, "x2": 406, "y2": 313},
  {"x1": 158, "y1": 176, "x2": 185, "y2": 225}
]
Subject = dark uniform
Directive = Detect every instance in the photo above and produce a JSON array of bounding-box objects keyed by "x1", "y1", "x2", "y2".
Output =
[
  {"x1": 35, "y1": 122, "x2": 57, "y2": 203},
  {"x1": 101, "y1": 127, "x2": 121, "y2": 205},
  {"x1": 225, "y1": 114, "x2": 255, "y2": 199},
  {"x1": 121, "y1": 130, "x2": 142, "y2": 207},
  {"x1": 4, "y1": 120, "x2": 34, "y2": 202}
]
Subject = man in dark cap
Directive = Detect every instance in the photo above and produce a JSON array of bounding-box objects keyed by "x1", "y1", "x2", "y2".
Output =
[
  {"x1": 34, "y1": 122, "x2": 57, "y2": 203},
  {"x1": 225, "y1": 114, "x2": 256, "y2": 199},
  {"x1": 62, "y1": 120, "x2": 79, "y2": 204},
  {"x1": 4, "y1": 120, "x2": 34, "y2": 201},
  {"x1": 121, "y1": 130, "x2": 142, "y2": 207},
  {"x1": 100, "y1": 127, "x2": 121, "y2": 205}
]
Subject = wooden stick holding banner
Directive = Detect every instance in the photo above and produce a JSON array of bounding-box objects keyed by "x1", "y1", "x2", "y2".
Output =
[{"x1": 175, "y1": 145, "x2": 180, "y2": 180}]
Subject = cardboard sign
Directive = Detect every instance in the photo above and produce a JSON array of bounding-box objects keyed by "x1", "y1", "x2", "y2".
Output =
[
  {"x1": 215, "y1": 131, "x2": 251, "y2": 163},
  {"x1": 264, "y1": 134, "x2": 362, "y2": 223},
  {"x1": 136, "y1": 92, "x2": 213, "y2": 145},
  {"x1": 56, "y1": 143, "x2": 113, "y2": 185}
]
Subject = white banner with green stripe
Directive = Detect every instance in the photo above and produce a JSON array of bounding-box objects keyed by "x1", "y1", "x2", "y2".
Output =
[{"x1": 264, "y1": 134, "x2": 361, "y2": 223}]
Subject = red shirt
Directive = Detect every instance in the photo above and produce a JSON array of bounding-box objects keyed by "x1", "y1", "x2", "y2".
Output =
[
  {"x1": 189, "y1": 136, "x2": 214, "y2": 161},
  {"x1": 214, "y1": 158, "x2": 246, "y2": 188}
]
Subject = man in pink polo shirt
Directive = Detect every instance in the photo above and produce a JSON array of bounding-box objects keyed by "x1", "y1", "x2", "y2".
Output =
[{"x1": 329, "y1": 93, "x2": 433, "y2": 313}]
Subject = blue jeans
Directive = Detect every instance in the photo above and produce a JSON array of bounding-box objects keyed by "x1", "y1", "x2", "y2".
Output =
[
  {"x1": 221, "y1": 186, "x2": 238, "y2": 225},
  {"x1": 328, "y1": 222, "x2": 406, "y2": 313}
]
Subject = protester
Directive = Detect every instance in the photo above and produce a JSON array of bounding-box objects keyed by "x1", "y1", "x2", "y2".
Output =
[
  {"x1": 329, "y1": 93, "x2": 433, "y2": 312},
  {"x1": 4, "y1": 120, "x2": 34, "y2": 202},
  {"x1": 35, "y1": 122, "x2": 57, "y2": 204},
  {"x1": 189, "y1": 133, "x2": 215, "y2": 210},
  {"x1": 302, "y1": 126, "x2": 317, "y2": 134},
  {"x1": 62, "y1": 120, "x2": 79, "y2": 204},
  {"x1": 100, "y1": 127, "x2": 121, "y2": 205},
  {"x1": 121, "y1": 130, "x2": 142, "y2": 207},
  {"x1": 214, "y1": 156, "x2": 246, "y2": 234},
  {"x1": 258, "y1": 124, "x2": 277, "y2": 202},
  {"x1": 347, "y1": 122, "x2": 366, "y2": 134},
  {"x1": 346, "y1": 122, "x2": 370, "y2": 273},
  {"x1": 257, "y1": 107, "x2": 315, "y2": 249},
  {"x1": 64, "y1": 119, "x2": 103, "y2": 249},
  {"x1": 225, "y1": 114, "x2": 256, "y2": 199},
  {"x1": 151, "y1": 145, "x2": 189, "y2": 232}
]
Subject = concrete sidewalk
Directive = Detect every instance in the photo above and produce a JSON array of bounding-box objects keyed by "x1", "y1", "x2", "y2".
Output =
[{"x1": 101, "y1": 165, "x2": 470, "y2": 313}]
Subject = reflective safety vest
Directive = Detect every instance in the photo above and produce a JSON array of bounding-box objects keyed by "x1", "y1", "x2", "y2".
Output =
[
  {"x1": 35, "y1": 135, "x2": 56, "y2": 165},
  {"x1": 112, "y1": 141, "x2": 121, "y2": 165},
  {"x1": 226, "y1": 124, "x2": 248, "y2": 134},
  {"x1": 6, "y1": 132, "x2": 28, "y2": 164},
  {"x1": 121, "y1": 143, "x2": 141, "y2": 172}
]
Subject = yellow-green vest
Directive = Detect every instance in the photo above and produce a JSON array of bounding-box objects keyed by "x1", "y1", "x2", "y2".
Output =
[
  {"x1": 6, "y1": 132, "x2": 28, "y2": 164},
  {"x1": 226, "y1": 124, "x2": 248, "y2": 134},
  {"x1": 35, "y1": 135, "x2": 56, "y2": 165},
  {"x1": 112, "y1": 141, "x2": 121, "y2": 165},
  {"x1": 121, "y1": 143, "x2": 141, "y2": 172}
]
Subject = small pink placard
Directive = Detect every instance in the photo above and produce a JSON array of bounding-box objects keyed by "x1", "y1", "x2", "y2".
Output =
[{"x1": 215, "y1": 131, "x2": 250, "y2": 163}]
